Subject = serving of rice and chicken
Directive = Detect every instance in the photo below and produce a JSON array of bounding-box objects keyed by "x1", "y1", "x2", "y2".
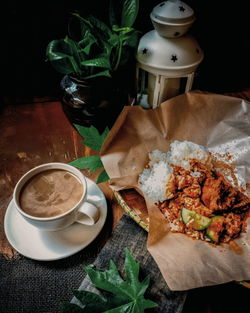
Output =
[{"x1": 139, "y1": 141, "x2": 250, "y2": 245}]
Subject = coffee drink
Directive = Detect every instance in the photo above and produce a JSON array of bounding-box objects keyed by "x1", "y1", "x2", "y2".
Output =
[{"x1": 19, "y1": 169, "x2": 83, "y2": 218}]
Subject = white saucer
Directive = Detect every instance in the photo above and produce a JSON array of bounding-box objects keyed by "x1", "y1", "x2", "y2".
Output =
[{"x1": 4, "y1": 177, "x2": 107, "y2": 261}]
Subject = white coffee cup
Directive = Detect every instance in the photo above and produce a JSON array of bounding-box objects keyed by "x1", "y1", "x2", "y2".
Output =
[{"x1": 13, "y1": 163, "x2": 100, "y2": 231}]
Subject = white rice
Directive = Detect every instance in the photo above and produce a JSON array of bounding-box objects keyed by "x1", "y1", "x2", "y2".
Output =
[
  {"x1": 138, "y1": 140, "x2": 209, "y2": 203},
  {"x1": 168, "y1": 140, "x2": 208, "y2": 170},
  {"x1": 139, "y1": 159, "x2": 172, "y2": 203},
  {"x1": 148, "y1": 149, "x2": 169, "y2": 166}
]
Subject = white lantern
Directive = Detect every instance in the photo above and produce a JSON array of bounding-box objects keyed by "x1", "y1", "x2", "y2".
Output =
[{"x1": 136, "y1": 0, "x2": 204, "y2": 109}]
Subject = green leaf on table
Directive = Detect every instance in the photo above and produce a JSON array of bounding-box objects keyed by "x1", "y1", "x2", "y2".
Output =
[
  {"x1": 61, "y1": 249, "x2": 157, "y2": 313},
  {"x1": 74, "y1": 125, "x2": 109, "y2": 152},
  {"x1": 69, "y1": 156, "x2": 103, "y2": 173},
  {"x1": 96, "y1": 169, "x2": 110, "y2": 184}
]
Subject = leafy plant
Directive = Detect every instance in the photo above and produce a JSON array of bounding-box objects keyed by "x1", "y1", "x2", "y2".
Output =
[
  {"x1": 69, "y1": 124, "x2": 110, "y2": 184},
  {"x1": 46, "y1": 0, "x2": 139, "y2": 80},
  {"x1": 61, "y1": 249, "x2": 158, "y2": 312}
]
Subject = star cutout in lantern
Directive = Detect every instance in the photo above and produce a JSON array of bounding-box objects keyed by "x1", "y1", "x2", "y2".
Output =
[
  {"x1": 142, "y1": 48, "x2": 148, "y2": 55},
  {"x1": 179, "y1": 6, "x2": 186, "y2": 12},
  {"x1": 159, "y1": 2, "x2": 165, "y2": 7},
  {"x1": 196, "y1": 48, "x2": 200, "y2": 54},
  {"x1": 171, "y1": 55, "x2": 178, "y2": 62}
]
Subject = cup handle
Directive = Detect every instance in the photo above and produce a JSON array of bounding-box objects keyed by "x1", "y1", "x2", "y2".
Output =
[{"x1": 76, "y1": 201, "x2": 100, "y2": 225}]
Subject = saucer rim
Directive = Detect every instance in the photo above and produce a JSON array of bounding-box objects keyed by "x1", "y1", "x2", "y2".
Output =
[{"x1": 4, "y1": 177, "x2": 107, "y2": 261}]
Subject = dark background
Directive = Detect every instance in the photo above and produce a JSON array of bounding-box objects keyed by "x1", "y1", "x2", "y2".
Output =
[{"x1": 2, "y1": 0, "x2": 250, "y2": 103}]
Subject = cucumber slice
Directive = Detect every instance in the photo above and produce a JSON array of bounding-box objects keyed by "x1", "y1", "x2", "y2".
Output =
[
  {"x1": 181, "y1": 208, "x2": 211, "y2": 230},
  {"x1": 206, "y1": 216, "x2": 224, "y2": 243}
]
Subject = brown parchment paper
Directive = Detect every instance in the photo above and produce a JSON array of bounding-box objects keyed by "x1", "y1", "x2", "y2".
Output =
[{"x1": 101, "y1": 91, "x2": 250, "y2": 290}]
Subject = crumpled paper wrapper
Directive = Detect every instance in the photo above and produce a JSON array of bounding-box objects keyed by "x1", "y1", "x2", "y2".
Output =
[{"x1": 101, "y1": 91, "x2": 250, "y2": 290}]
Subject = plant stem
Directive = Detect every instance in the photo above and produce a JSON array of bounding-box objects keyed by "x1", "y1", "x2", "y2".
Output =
[{"x1": 113, "y1": 37, "x2": 122, "y2": 71}]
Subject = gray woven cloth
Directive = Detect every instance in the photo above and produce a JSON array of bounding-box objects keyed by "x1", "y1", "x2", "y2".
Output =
[
  {"x1": 72, "y1": 215, "x2": 187, "y2": 313},
  {"x1": 0, "y1": 214, "x2": 186, "y2": 313},
  {"x1": 0, "y1": 220, "x2": 111, "y2": 313}
]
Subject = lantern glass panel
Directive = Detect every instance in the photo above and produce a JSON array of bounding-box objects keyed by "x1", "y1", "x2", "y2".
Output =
[{"x1": 137, "y1": 68, "x2": 151, "y2": 109}]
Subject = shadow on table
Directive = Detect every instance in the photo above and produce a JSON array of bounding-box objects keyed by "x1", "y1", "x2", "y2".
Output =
[{"x1": 183, "y1": 281, "x2": 250, "y2": 313}]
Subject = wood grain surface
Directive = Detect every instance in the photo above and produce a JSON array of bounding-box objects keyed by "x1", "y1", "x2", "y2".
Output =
[{"x1": 0, "y1": 100, "x2": 123, "y2": 258}]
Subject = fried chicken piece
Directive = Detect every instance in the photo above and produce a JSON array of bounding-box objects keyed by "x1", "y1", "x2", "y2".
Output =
[
  {"x1": 233, "y1": 192, "x2": 250, "y2": 212},
  {"x1": 201, "y1": 176, "x2": 223, "y2": 211},
  {"x1": 201, "y1": 174, "x2": 237, "y2": 211},
  {"x1": 222, "y1": 186, "x2": 237, "y2": 210},
  {"x1": 201, "y1": 173, "x2": 248, "y2": 213}
]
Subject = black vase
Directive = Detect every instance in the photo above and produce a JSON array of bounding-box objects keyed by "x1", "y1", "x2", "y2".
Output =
[{"x1": 60, "y1": 74, "x2": 131, "y2": 133}]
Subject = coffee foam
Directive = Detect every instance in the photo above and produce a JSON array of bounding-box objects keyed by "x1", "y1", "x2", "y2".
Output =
[{"x1": 19, "y1": 169, "x2": 83, "y2": 218}]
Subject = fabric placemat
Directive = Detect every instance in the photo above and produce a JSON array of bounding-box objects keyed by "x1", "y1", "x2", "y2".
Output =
[
  {"x1": 72, "y1": 214, "x2": 187, "y2": 312},
  {"x1": 0, "y1": 214, "x2": 187, "y2": 313},
  {"x1": 0, "y1": 221, "x2": 111, "y2": 313}
]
